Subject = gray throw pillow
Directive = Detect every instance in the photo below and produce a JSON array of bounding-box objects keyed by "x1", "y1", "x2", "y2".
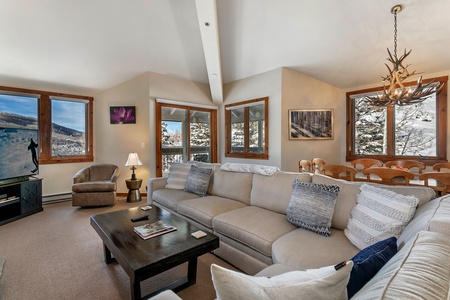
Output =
[
  {"x1": 286, "y1": 180, "x2": 340, "y2": 236},
  {"x1": 184, "y1": 165, "x2": 213, "y2": 196}
]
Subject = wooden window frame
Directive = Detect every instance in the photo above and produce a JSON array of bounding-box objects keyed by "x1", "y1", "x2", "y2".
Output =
[
  {"x1": 346, "y1": 76, "x2": 447, "y2": 165},
  {"x1": 155, "y1": 102, "x2": 217, "y2": 177},
  {"x1": 0, "y1": 85, "x2": 93, "y2": 164},
  {"x1": 225, "y1": 97, "x2": 269, "y2": 159}
]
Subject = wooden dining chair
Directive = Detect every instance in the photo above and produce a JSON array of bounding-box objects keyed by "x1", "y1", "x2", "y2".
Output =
[
  {"x1": 419, "y1": 172, "x2": 450, "y2": 195},
  {"x1": 351, "y1": 158, "x2": 384, "y2": 171},
  {"x1": 312, "y1": 158, "x2": 326, "y2": 174},
  {"x1": 363, "y1": 167, "x2": 415, "y2": 185},
  {"x1": 299, "y1": 160, "x2": 313, "y2": 173},
  {"x1": 432, "y1": 162, "x2": 450, "y2": 172},
  {"x1": 351, "y1": 158, "x2": 384, "y2": 181},
  {"x1": 385, "y1": 160, "x2": 426, "y2": 175},
  {"x1": 322, "y1": 164, "x2": 357, "y2": 181}
]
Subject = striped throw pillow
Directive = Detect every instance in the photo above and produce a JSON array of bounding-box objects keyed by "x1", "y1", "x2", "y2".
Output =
[{"x1": 345, "y1": 184, "x2": 419, "y2": 250}]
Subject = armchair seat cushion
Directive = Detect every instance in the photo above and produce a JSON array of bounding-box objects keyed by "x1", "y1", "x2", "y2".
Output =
[{"x1": 72, "y1": 181, "x2": 117, "y2": 193}]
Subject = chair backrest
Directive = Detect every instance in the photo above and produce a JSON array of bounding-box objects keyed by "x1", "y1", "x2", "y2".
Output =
[
  {"x1": 385, "y1": 160, "x2": 425, "y2": 174},
  {"x1": 89, "y1": 164, "x2": 120, "y2": 182},
  {"x1": 432, "y1": 162, "x2": 450, "y2": 172},
  {"x1": 322, "y1": 164, "x2": 357, "y2": 181},
  {"x1": 351, "y1": 158, "x2": 383, "y2": 171},
  {"x1": 363, "y1": 167, "x2": 414, "y2": 185},
  {"x1": 419, "y1": 172, "x2": 450, "y2": 195},
  {"x1": 298, "y1": 160, "x2": 312, "y2": 173},
  {"x1": 311, "y1": 158, "x2": 326, "y2": 174}
]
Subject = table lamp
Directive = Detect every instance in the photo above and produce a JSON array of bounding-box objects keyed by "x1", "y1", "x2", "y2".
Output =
[{"x1": 125, "y1": 152, "x2": 142, "y2": 180}]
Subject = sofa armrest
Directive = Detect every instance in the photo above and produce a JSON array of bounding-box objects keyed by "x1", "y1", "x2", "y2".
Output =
[
  {"x1": 147, "y1": 177, "x2": 167, "y2": 205},
  {"x1": 73, "y1": 167, "x2": 90, "y2": 184},
  {"x1": 110, "y1": 167, "x2": 121, "y2": 183}
]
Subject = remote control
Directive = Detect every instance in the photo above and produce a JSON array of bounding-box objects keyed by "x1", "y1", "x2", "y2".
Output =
[{"x1": 131, "y1": 215, "x2": 149, "y2": 222}]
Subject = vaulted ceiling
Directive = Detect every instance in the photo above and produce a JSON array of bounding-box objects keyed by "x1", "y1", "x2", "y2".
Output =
[{"x1": 1, "y1": 0, "x2": 450, "y2": 102}]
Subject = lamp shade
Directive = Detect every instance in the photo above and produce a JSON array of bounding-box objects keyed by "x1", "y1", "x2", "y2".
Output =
[{"x1": 125, "y1": 152, "x2": 142, "y2": 166}]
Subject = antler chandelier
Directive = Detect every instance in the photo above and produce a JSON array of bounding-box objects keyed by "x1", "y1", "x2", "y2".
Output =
[{"x1": 363, "y1": 5, "x2": 444, "y2": 106}]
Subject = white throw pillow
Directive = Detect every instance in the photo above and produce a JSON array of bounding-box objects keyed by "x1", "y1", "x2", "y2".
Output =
[
  {"x1": 165, "y1": 163, "x2": 192, "y2": 190},
  {"x1": 345, "y1": 184, "x2": 419, "y2": 250},
  {"x1": 211, "y1": 261, "x2": 353, "y2": 300}
]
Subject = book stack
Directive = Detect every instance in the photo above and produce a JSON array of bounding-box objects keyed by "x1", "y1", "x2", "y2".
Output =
[{"x1": 134, "y1": 220, "x2": 177, "y2": 240}]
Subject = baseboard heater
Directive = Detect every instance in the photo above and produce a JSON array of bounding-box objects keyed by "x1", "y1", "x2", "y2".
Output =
[{"x1": 43, "y1": 192, "x2": 72, "y2": 204}]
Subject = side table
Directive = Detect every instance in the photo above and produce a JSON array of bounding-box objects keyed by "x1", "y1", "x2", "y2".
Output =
[{"x1": 125, "y1": 179, "x2": 142, "y2": 203}]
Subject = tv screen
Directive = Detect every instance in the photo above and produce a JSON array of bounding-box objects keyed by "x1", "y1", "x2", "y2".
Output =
[{"x1": 0, "y1": 128, "x2": 39, "y2": 182}]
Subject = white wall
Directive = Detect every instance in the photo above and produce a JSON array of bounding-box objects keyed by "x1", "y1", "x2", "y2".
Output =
[
  {"x1": 221, "y1": 68, "x2": 283, "y2": 167},
  {"x1": 32, "y1": 68, "x2": 450, "y2": 197},
  {"x1": 35, "y1": 72, "x2": 213, "y2": 197},
  {"x1": 281, "y1": 68, "x2": 344, "y2": 172},
  {"x1": 94, "y1": 72, "x2": 151, "y2": 194}
]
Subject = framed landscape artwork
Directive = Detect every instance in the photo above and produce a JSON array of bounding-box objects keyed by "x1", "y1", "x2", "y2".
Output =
[
  {"x1": 110, "y1": 106, "x2": 136, "y2": 124},
  {"x1": 289, "y1": 109, "x2": 333, "y2": 140}
]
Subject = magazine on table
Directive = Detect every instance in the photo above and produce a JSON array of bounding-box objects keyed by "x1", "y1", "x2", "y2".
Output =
[{"x1": 134, "y1": 220, "x2": 177, "y2": 240}]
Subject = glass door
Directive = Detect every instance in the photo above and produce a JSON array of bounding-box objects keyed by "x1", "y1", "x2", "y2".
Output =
[{"x1": 156, "y1": 102, "x2": 217, "y2": 177}]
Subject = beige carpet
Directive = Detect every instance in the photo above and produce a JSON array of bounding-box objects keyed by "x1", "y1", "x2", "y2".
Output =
[
  {"x1": 0, "y1": 198, "x2": 239, "y2": 300},
  {"x1": 0, "y1": 257, "x2": 5, "y2": 280}
]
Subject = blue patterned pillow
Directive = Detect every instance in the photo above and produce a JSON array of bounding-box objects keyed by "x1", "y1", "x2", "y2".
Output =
[
  {"x1": 347, "y1": 236, "x2": 397, "y2": 298},
  {"x1": 286, "y1": 180, "x2": 340, "y2": 236},
  {"x1": 184, "y1": 165, "x2": 213, "y2": 196}
]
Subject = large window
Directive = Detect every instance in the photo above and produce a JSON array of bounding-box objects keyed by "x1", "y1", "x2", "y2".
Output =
[
  {"x1": 155, "y1": 102, "x2": 217, "y2": 177},
  {"x1": 346, "y1": 76, "x2": 447, "y2": 165},
  {"x1": 0, "y1": 85, "x2": 93, "y2": 164},
  {"x1": 225, "y1": 97, "x2": 268, "y2": 159}
]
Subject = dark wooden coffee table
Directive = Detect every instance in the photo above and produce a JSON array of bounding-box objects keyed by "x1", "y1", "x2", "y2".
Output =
[{"x1": 90, "y1": 206, "x2": 219, "y2": 300}]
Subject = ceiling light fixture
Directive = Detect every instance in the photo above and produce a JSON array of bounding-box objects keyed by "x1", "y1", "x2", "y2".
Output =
[{"x1": 363, "y1": 5, "x2": 444, "y2": 106}]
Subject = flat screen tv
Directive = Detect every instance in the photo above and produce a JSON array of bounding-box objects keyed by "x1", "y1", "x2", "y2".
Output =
[{"x1": 0, "y1": 128, "x2": 39, "y2": 183}]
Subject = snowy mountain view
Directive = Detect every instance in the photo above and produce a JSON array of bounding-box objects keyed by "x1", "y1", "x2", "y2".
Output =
[{"x1": 0, "y1": 112, "x2": 86, "y2": 159}]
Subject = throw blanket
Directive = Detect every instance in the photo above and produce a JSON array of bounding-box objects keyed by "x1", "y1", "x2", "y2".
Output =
[{"x1": 220, "y1": 163, "x2": 279, "y2": 176}]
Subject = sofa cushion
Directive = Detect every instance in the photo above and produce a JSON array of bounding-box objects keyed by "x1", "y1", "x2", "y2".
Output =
[
  {"x1": 398, "y1": 194, "x2": 450, "y2": 248},
  {"x1": 183, "y1": 165, "x2": 213, "y2": 197},
  {"x1": 272, "y1": 228, "x2": 359, "y2": 270},
  {"x1": 72, "y1": 181, "x2": 116, "y2": 193},
  {"x1": 177, "y1": 196, "x2": 248, "y2": 228},
  {"x1": 213, "y1": 206, "x2": 296, "y2": 257},
  {"x1": 250, "y1": 172, "x2": 311, "y2": 214},
  {"x1": 152, "y1": 189, "x2": 200, "y2": 211},
  {"x1": 345, "y1": 184, "x2": 419, "y2": 250},
  {"x1": 211, "y1": 261, "x2": 353, "y2": 300},
  {"x1": 165, "y1": 163, "x2": 192, "y2": 190},
  {"x1": 210, "y1": 169, "x2": 253, "y2": 204},
  {"x1": 352, "y1": 231, "x2": 450, "y2": 299},
  {"x1": 347, "y1": 236, "x2": 397, "y2": 298},
  {"x1": 286, "y1": 180, "x2": 340, "y2": 236}
]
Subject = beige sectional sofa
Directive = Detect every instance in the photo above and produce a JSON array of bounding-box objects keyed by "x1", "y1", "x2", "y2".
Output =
[{"x1": 147, "y1": 163, "x2": 450, "y2": 299}]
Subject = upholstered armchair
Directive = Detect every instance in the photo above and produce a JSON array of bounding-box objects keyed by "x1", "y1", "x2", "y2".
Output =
[{"x1": 72, "y1": 164, "x2": 121, "y2": 207}]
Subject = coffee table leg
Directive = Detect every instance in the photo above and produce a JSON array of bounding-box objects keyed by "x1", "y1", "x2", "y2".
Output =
[
  {"x1": 187, "y1": 257, "x2": 198, "y2": 284},
  {"x1": 103, "y1": 243, "x2": 114, "y2": 264},
  {"x1": 131, "y1": 280, "x2": 141, "y2": 300}
]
